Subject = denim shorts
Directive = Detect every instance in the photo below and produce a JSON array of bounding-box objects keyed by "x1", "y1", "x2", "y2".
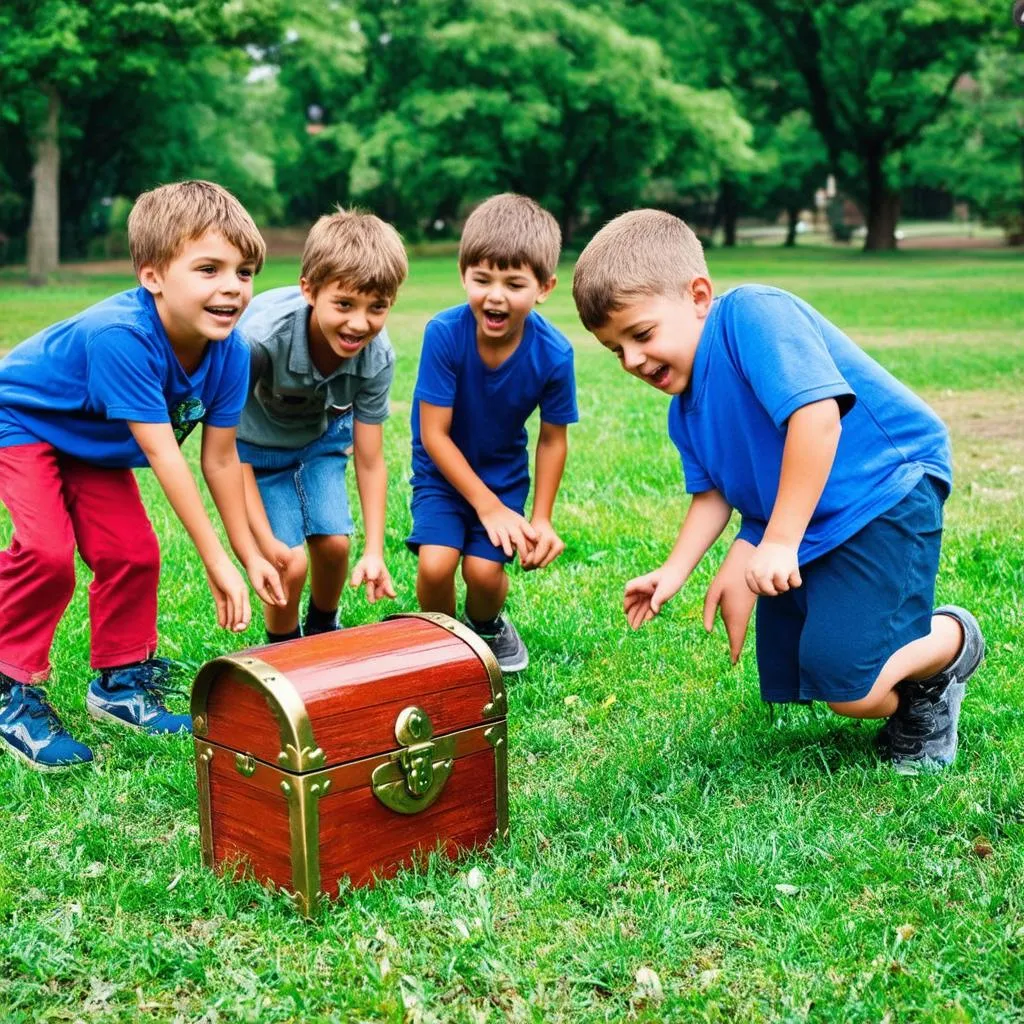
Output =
[
  {"x1": 406, "y1": 485, "x2": 529, "y2": 564},
  {"x1": 236, "y1": 413, "x2": 354, "y2": 548},
  {"x1": 755, "y1": 474, "x2": 946, "y2": 704}
]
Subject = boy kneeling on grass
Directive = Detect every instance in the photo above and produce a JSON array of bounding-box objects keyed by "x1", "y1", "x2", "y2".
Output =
[
  {"x1": 236, "y1": 209, "x2": 408, "y2": 642},
  {"x1": 572, "y1": 210, "x2": 983, "y2": 774},
  {"x1": 0, "y1": 180, "x2": 285, "y2": 771}
]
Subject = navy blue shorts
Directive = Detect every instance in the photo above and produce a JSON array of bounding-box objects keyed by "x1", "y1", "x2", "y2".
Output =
[
  {"x1": 755, "y1": 475, "x2": 946, "y2": 704},
  {"x1": 406, "y1": 486, "x2": 528, "y2": 564}
]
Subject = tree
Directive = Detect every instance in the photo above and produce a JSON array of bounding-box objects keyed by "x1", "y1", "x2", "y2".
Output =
[
  {"x1": 336, "y1": 0, "x2": 752, "y2": 244},
  {"x1": 907, "y1": 43, "x2": 1024, "y2": 243},
  {"x1": 0, "y1": 0, "x2": 283, "y2": 280},
  {"x1": 726, "y1": 0, "x2": 999, "y2": 250}
]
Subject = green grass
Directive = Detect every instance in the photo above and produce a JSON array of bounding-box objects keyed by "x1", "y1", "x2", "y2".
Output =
[{"x1": 1, "y1": 248, "x2": 1023, "y2": 1022}]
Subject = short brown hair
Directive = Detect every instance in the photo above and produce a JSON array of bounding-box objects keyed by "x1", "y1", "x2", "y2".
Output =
[
  {"x1": 128, "y1": 180, "x2": 266, "y2": 275},
  {"x1": 458, "y1": 193, "x2": 561, "y2": 284},
  {"x1": 572, "y1": 209, "x2": 709, "y2": 330},
  {"x1": 301, "y1": 208, "x2": 408, "y2": 297}
]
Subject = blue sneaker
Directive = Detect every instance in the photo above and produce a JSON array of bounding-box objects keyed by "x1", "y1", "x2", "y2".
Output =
[
  {"x1": 0, "y1": 682, "x2": 94, "y2": 771},
  {"x1": 86, "y1": 657, "x2": 191, "y2": 735}
]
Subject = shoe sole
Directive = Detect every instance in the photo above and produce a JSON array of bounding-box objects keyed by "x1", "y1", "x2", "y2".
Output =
[
  {"x1": 86, "y1": 701, "x2": 191, "y2": 736},
  {"x1": 0, "y1": 737, "x2": 93, "y2": 772},
  {"x1": 497, "y1": 653, "x2": 529, "y2": 673}
]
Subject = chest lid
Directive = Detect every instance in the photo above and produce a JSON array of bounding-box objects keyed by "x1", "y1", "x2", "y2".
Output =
[{"x1": 191, "y1": 613, "x2": 504, "y2": 772}]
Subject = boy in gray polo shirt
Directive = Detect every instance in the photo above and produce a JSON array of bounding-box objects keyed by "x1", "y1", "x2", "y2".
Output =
[{"x1": 237, "y1": 209, "x2": 408, "y2": 641}]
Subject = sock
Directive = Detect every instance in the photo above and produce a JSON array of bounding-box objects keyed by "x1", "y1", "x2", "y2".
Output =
[
  {"x1": 303, "y1": 599, "x2": 339, "y2": 635},
  {"x1": 266, "y1": 626, "x2": 301, "y2": 644},
  {"x1": 468, "y1": 615, "x2": 501, "y2": 636}
]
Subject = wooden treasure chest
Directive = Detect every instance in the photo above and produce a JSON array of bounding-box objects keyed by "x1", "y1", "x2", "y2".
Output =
[{"x1": 190, "y1": 612, "x2": 507, "y2": 914}]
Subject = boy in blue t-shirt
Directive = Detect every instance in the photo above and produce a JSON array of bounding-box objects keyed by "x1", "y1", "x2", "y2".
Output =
[
  {"x1": 572, "y1": 209, "x2": 984, "y2": 774},
  {"x1": 0, "y1": 180, "x2": 284, "y2": 772},
  {"x1": 409, "y1": 194, "x2": 578, "y2": 671}
]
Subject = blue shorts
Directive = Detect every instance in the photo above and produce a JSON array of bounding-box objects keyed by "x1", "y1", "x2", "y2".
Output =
[
  {"x1": 236, "y1": 413, "x2": 354, "y2": 549},
  {"x1": 755, "y1": 475, "x2": 946, "y2": 704},
  {"x1": 406, "y1": 486, "x2": 528, "y2": 564}
]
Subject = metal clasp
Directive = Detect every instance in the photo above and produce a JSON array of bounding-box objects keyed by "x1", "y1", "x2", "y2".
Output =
[{"x1": 372, "y1": 706, "x2": 453, "y2": 814}]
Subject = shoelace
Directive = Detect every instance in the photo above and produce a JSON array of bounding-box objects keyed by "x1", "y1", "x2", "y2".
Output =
[
  {"x1": 19, "y1": 688, "x2": 69, "y2": 734},
  {"x1": 888, "y1": 690, "x2": 946, "y2": 756}
]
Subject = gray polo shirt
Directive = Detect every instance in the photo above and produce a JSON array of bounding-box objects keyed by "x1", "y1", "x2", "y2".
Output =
[{"x1": 236, "y1": 286, "x2": 394, "y2": 449}]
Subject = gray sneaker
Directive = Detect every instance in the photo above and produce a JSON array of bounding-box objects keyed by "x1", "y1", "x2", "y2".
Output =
[
  {"x1": 887, "y1": 606, "x2": 985, "y2": 774},
  {"x1": 466, "y1": 615, "x2": 529, "y2": 673}
]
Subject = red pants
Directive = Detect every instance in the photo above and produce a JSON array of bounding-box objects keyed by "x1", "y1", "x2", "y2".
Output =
[{"x1": 0, "y1": 443, "x2": 159, "y2": 683}]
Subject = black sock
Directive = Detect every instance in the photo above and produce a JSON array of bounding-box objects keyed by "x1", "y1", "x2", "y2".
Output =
[
  {"x1": 266, "y1": 626, "x2": 301, "y2": 644},
  {"x1": 303, "y1": 599, "x2": 339, "y2": 635},
  {"x1": 468, "y1": 615, "x2": 501, "y2": 635}
]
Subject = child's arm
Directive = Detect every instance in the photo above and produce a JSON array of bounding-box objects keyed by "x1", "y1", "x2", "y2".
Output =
[
  {"x1": 744, "y1": 398, "x2": 841, "y2": 596},
  {"x1": 199, "y1": 425, "x2": 287, "y2": 606},
  {"x1": 624, "y1": 488, "x2": 733, "y2": 630},
  {"x1": 349, "y1": 420, "x2": 397, "y2": 604},
  {"x1": 703, "y1": 537, "x2": 758, "y2": 663},
  {"x1": 521, "y1": 420, "x2": 568, "y2": 570},
  {"x1": 240, "y1": 462, "x2": 301, "y2": 574},
  {"x1": 129, "y1": 421, "x2": 272, "y2": 630},
  {"x1": 419, "y1": 401, "x2": 538, "y2": 559}
]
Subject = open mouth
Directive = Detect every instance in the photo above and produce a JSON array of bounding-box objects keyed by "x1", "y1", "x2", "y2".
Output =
[
  {"x1": 336, "y1": 333, "x2": 366, "y2": 351},
  {"x1": 483, "y1": 309, "x2": 509, "y2": 331},
  {"x1": 205, "y1": 305, "x2": 239, "y2": 323},
  {"x1": 643, "y1": 363, "x2": 671, "y2": 389}
]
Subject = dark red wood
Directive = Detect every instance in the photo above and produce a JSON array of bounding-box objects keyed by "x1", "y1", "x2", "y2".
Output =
[
  {"x1": 208, "y1": 749, "x2": 293, "y2": 886},
  {"x1": 204, "y1": 618, "x2": 494, "y2": 766},
  {"x1": 318, "y1": 748, "x2": 497, "y2": 890}
]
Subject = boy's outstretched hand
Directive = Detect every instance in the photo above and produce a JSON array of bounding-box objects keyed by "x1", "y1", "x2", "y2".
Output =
[
  {"x1": 205, "y1": 554, "x2": 253, "y2": 632},
  {"x1": 245, "y1": 554, "x2": 287, "y2": 610},
  {"x1": 624, "y1": 564, "x2": 687, "y2": 630},
  {"x1": 703, "y1": 538, "x2": 757, "y2": 663},
  {"x1": 479, "y1": 501, "x2": 537, "y2": 561},
  {"x1": 350, "y1": 554, "x2": 397, "y2": 604},
  {"x1": 521, "y1": 517, "x2": 564, "y2": 570},
  {"x1": 745, "y1": 540, "x2": 801, "y2": 597}
]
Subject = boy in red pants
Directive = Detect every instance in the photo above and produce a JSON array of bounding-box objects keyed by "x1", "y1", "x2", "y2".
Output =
[{"x1": 0, "y1": 180, "x2": 283, "y2": 771}]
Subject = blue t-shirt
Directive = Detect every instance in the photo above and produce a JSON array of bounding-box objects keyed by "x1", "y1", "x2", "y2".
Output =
[
  {"x1": 668, "y1": 285, "x2": 952, "y2": 564},
  {"x1": 411, "y1": 304, "x2": 578, "y2": 499},
  {"x1": 0, "y1": 287, "x2": 249, "y2": 469}
]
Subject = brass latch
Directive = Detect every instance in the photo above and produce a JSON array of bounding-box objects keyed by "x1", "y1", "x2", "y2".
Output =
[{"x1": 372, "y1": 706, "x2": 453, "y2": 814}]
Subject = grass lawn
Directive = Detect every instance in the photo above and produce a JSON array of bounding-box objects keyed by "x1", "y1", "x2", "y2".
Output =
[{"x1": 0, "y1": 247, "x2": 1022, "y2": 1022}]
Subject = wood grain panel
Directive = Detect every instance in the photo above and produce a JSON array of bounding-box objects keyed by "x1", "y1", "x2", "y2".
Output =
[
  {"x1": 318, "y1": 748, "x2": 498, "y2": 891},
  {"x1": 208, "y1": 748, "x2": 293, "y2": 888}
]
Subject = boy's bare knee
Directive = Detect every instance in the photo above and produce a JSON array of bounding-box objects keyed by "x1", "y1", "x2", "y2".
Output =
[
  {"x1": 418, "y1": 548, "x2": 459, "y2": 587},
  {"x1": 461, "y1": 556, "x2": 505, "y2": 592},
  {"x1": 310, "y1": 534, "x2": 349, "y2": 565}
]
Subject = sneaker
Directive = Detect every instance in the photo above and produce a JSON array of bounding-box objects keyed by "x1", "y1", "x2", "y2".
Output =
[
  {"x1": 302, "y1": 605, "x2": 340, "y2": 637},
  {"x1": 887, "y1": 606, "x2": 985, "y2": 774},
  {"x1": 86, "y1": 657, "x2": 191, "y2": 735},
  {"x1": 466, "y1": 615, "x2": 529, "y2": 673},
  {"x1": 0, "y1": 683, "x2": 94, "y2": 771}
]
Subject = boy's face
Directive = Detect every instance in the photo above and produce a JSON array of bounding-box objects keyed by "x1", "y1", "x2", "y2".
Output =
[
  {"x1": 592, "y1": 279, "x2": 713, "y2": 396},
  {"x1": 462, "y1": 261, "x2": 555, "y2": 346},
  {"x1": 139, "y1": 231, "x2": 256, "y2": 349},
  {"x1": 302, "y1": 278, "x2": 392, "y2": 360}
]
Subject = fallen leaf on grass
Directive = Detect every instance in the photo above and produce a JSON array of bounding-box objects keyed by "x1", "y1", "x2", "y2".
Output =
[
  {"x1": 466, "y1": 867, "x2": 486, "y2": 890},
  {"x1": 972, "y1": 838, "x2": 994, "y2": 859},
  {"x1": 698, "y1": 969, "x2": 721, "y2": 991},
  {"x1": 601, "y1": 694, "x2": 617, "y2": 710},
  {"x1": 632, "y1": 966, "x2": 663, "y2": 1004},
  {"x1": 563, "y1": 695, "x2": 579, "y2": 706},
  {"x1": 896, "y1": 924, "x2": 916, "y2": 942},
  {"x1": 775, "y1": 883, "x2": 799, "y2": 896}
]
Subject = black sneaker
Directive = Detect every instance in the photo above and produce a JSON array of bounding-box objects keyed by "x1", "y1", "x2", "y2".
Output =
[
  {"x1": 465, "y1": 615, "x2": 529, "y2": 673},
  {"x1": 303, "y1": 604, "x2": 340, "y2": 637},
  {"x1": 887, "y1": 606, "x2": 985, "y2": 774}
]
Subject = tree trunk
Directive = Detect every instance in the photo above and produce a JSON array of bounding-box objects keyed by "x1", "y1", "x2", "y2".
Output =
[
  {"x1": 27, "y1": 86, "x2": 61, "y2": 283},
  {"x1": 718, "y1": 178, "x2": 738, "y2": 247},
  {"x1": 784, "y1": 206, "x2": 799, "y2": 247},
  {"x1": 862, "y1": 149, "x2": 899, "y2": 251}
]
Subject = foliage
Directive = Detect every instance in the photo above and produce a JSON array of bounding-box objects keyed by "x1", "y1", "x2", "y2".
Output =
[{"x1": 907, "y1": 44, "x2": 1024, "y2": 241}]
